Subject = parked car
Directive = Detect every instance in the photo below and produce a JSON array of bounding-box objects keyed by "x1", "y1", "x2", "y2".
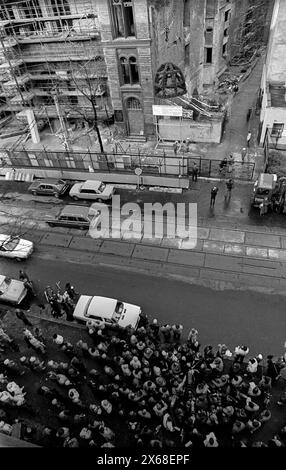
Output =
[
  {"x1": 46, "y1": 205, "x2": 100, "y2": 230},
  {"x1": 28, "y1": 178, "x2": 70, "y2": 198},
  {"x1": 0, "y1": 275, "x2": 27, "y2": 305},
  {"x1": 73, "y1": 295, "x2": 142, "y2": 329},
  {"x1": 69, "y1": 180, "x2": 115, "y2": 202},
  {"x1": 0, "y1": 234, "x2": 33, "y2": 260}
]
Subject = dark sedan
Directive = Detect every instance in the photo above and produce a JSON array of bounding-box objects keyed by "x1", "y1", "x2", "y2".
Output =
[{"x1": 28, "y1": 178, "x2": 70, "y2": 198}]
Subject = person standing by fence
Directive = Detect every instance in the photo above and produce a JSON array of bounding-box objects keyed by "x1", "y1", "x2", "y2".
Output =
[
  {"x1": 173, "y1": 141, "x2": 179, "y2": 156},
  {"x1": 192, "y1": 163, "x2": 199, "y2": 182},
  {"x1": 210, "y1": 186, "x2": 219, "y2": 208}
]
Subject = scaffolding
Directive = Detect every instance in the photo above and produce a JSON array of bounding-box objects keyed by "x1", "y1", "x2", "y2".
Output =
[
  {"x1": 0, "y1": 0, "x2": 111, "y2": 149},
  {"x1": 230, "y1": 0, "x2": 270, "y2": 65}
]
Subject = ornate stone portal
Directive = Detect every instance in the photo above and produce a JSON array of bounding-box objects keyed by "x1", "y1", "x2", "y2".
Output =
[{"x1": 154, "y1": 62, "x2": 187, "y2": 99}]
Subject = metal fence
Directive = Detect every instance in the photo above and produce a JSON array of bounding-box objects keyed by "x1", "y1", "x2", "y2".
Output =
[{"x1": 0, "y1": 148, "x2": 255, "y2": 181}]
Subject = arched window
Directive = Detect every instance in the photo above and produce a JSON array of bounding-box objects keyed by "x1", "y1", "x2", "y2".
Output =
[
  {"x1": 120, "y1": 56, "x2": 140, "y2": 85},
  {"x1": 120, "y1": 57, "x2": 130, "y2": 84},
  {"x1": 129, "y1": 56, "x2": 139, "y2": 84},
  {"x1": 126, "y1": 97, "x2": 141, "y2": 110}
]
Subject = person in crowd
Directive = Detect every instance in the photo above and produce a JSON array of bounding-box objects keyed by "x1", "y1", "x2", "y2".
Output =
[{"x1": 15, "y1": 309, "x2": 33, "y2": 327}]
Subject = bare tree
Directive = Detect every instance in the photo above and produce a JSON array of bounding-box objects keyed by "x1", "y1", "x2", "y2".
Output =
[{"x1": 55, "y1": 59, "x2": 107, "y2": 153}]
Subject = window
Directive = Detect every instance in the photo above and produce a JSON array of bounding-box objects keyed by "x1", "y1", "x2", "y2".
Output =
[
  {"x1": 183, "y1": 0, "x2": 191, "y2": 27},
  {"x1": 205, "y1": 47, "x2": 213, "y2": 64},
  {"x1": 185, "y1": 44, "x2": 190, "y2": 66},
  {"x1": 68, "y1": 96, "x2": 78, "y2": 105},
  {"x1": 126, "y1": 97, "x2": 141, "y2": 110},
  {"x1": 81, "y1": 189, "x2": 95, "y2": 194},
  {"x1": 224, "y1": 28, "x2": 228, "y2": 37},
  {"x1": 120, "y1": 57, "x2": 130, "y2": 84},
  {"x1": 206, "y1": 0, "x2": 215, "y2": 18},
  {"x1": 111, "y1": 0, "x2": 135, "y2": 38},
  {"x1": 222, "y1": 43, "x2": 227, "y2": 55},
  {"x1": 225, "y1": 9, "x2": 230, "y2": 22},
  {"x1": 271, "y1": 123, "x2": 284, "y2": 137},
  {"x1": 120, "y1": 56, "x2": 139, "y2": 85},
  {"x1": 205, "y1": 27, "x2": 213, "y2": 44},
  {"x1": 50, "y1": 0, "x2": 71, "y2": 16},
  {"x1": 129, "y1": 56, "x2": 139, "y2": 84}
]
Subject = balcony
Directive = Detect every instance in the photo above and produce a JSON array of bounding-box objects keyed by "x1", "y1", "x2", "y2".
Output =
[
  {"x1": 2, "y1": 73, "x2": 30, "y2": 88},
  {"x1": 0, "y1": 59, "x2": 23, "y2": 69},
  {"x1": 10, "y1": 91, "x2": 34, "y2": 104},
  {"x1": 0, "y1": 37, "x2": 17, "y2": 49}
]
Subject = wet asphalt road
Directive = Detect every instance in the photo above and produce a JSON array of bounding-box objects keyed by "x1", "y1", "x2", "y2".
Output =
[{"x1": 0, "y1": 254, "x2": 286, "y2": 357}]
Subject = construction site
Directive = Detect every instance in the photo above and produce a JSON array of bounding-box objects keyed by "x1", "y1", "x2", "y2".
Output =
[{"x1": 0, "y1": 0, "x2": 274, "y2": 185}]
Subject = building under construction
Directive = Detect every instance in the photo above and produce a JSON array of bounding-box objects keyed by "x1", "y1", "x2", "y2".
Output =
[
  {"x1": 0, "y1": 0, "x2": 273, "y2": 145},
  {"x1": 0, "y1": 0, "x2": 110, "y2": 144}
]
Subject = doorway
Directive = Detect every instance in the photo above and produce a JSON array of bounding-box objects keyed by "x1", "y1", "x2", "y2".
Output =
[{"x1": 125, "y1": 96, "x2": 144, "y2": 135}]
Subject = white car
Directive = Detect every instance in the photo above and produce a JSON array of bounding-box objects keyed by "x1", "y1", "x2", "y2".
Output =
[
  {"x1": 73, "y1": 295, "x2": 142, "y2": 329},
  {"x1": 0, "y1": 234, "x2": 33, "y2": 260},
  {"x1": 0, "y1": 275, "x2": 27, "y2": 304},
  {"x1": 69, "y1": 180, "x2": 115, "y2": 202}
]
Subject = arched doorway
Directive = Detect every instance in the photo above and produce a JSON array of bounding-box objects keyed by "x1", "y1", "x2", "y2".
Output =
[{"x1": 125, "y1": 96, "x2": 144, "y2": 135}]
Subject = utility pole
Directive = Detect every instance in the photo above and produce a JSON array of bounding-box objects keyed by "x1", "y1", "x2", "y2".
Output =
[{"x1": 51, "y1": 89, "x2": 71, "y2": 152}]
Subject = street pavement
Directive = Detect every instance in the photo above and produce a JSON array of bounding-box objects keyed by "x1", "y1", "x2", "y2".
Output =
[
  {"x1": 1, "y1": 181, "x2": 286, "y2": 294},
  {"x1": 1, "y1": 255, "x2": 286, "y2": 358}
]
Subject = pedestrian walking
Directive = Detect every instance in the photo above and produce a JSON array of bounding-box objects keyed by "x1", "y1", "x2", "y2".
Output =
[
  {"x1": 246, "y1": 132, "x2": 252, "y2": 148},
  {"x1": 225, "y1": 179, "x2": 234, "y2": 201},
  {"x1": 259, "y1": 197, "x2": 269, "y2": 216},
  {"x1": 241, "y1": 147, "x2": 247, "y2": 164},
  {"x1": 173, "y1": 141, "x2": 179, "y2": 156},
  {"x1": 15, "y1": 309, "x2": 33, "y2": 327},
  {"x1": 246, "y1": 108, "x2": 252, "y2": 122},
  {"x1": 19, "y1": 270, "x2": 29, "y2": 282},
  {"x1": 192, "y1": 163, "x2": 199, "y2": 182},
  {"x1": 210, "y1": 186, "x2": 219, "y2": 208},
  {"x1": 228, "y1": 154, "x2": 234, "y2": 173}
]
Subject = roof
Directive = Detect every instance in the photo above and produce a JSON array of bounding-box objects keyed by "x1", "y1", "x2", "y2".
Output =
[
  {"x1": 87, "y1": 296, "x2": 117, "y2": 320},
  {"x1": 60, "y1": 205, "x2": 90, "y2": 217},
  {"x1": 30, "y1": 178, "x2": 65, "y2": 186},
  {"x1": 257, "y1": 173, "x2": 277, "y2": 189},
  {"x1": 81, "y1": 180, "x2": 101, "y2": 191}
]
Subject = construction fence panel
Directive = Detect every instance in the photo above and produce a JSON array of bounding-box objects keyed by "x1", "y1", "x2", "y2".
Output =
[{"x1": 5, "y1": 150, "x2": 254, "y2": 180}]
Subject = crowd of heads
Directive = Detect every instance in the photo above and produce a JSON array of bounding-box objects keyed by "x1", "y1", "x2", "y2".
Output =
[{"x1": 0, "y1": 310, "x2": 286, "y2": 447}]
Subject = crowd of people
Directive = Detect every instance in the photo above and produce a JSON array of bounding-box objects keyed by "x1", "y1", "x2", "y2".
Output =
[{"x1": 0, "y1": 302, "x2": 286, "y2": 447}]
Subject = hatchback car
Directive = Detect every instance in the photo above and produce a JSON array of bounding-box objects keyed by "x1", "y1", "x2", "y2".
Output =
[
  {"x1": 0, "y1": 234, "x2": 33, "y2": 260},
  {"x1": 28, "y1": 178, "x2": 70, "y2": 198},
  {"x1": 69, "y1": 180, "x2": 115, "y2": 202},
  {"x1": 0, "y1": 275, "x2": 27, "y2": 305},
  {"x1": 47, "y1": 204, "x2": 100, "y2": 230},
  {"x1": 73, "y1": 295, "x2": 142, "y2": 329}
]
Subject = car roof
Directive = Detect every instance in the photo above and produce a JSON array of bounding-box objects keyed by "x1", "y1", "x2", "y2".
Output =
[
  {"x1": 87, "y1": 296, "x2": 118, "y2": 320},
  {"x1": 60, "y1": 205, "x2": 90, "y2": 217},
  {"x1": 257, "y1": 173, "x2": 277, "y2": 189},
  {"x1": 30, "y1": 178, "x2": 65, "y2": 187},
  {"x1": 81, "y1": 180, "x2": 101, "y2": 191}
]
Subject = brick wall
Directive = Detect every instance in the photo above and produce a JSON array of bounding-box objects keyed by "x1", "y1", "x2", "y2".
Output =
[
  {"x1": 185, "y1": 0, "x2": 205, "y2": 94},
  {"x1": 96, "y1": 0, "x2": 113, "y2": 41},
  {"x1": 134, "y1": 0, "x2": 150, "y2": 39},
  {"x1": 103, "y1": 47, "x2": 122, "y2": 110}
]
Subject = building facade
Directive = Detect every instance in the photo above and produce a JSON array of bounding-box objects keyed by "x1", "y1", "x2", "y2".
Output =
[
  {"x1": 259, "y1": 0, "x2": 286, "y2": 148},
  {"x1": 0, "y1": 0, "x2": 254, "y2": 140}
]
